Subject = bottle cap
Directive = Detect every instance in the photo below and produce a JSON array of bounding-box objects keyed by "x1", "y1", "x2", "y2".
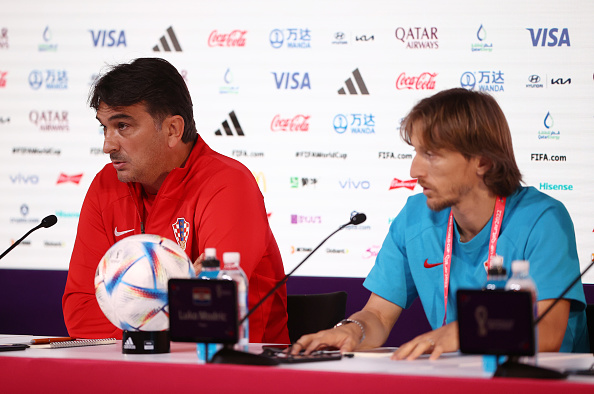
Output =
[
  {"x1": 202, "y1": 248, "x2": 220, "y2": 269},
  {"x1": 511, "y1": 260, "x2": 529, "y2": 274},
  {"x1": 490, "y1": 255, "x2": 503, "y2": 269},
  {"x1": 487, "y1": 255, "x2": 506, "y2": 276},
  {"x1": 204, "y1": 248, "x2": 217, "y2": 259},
  {"x1": 222, "y1": 252, "x2": 240, "y2": 268}
]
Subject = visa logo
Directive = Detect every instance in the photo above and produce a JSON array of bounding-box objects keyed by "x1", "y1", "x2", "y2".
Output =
[
  {"x1": 272, "y1": 72, "x2": 311, "y2": 89},
  {"x1": 9, "y1": 174, "x2": 39, "y2": 184},
  {"x1": 339, "y1": 178, "x2": 370, "y2": 189},
  {"x1": 526, "y1": 28, "x2": 570, "y2": 47},
  {"x1": 89, "y1": 30, "x2": 127, "y2": 47}
]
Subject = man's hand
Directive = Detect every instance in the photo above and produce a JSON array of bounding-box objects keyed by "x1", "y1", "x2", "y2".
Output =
[
  {"x1": 289, "y1": 294, "x2": 402, "y2": 356},
  {"x1": 392, "y1": 321, "x2": 459, "y2": 361},
  {"x1": 193, "y1": 253, "x2": 205, "y2": 276},
  {"x1": 289, "y1": 323, "x2": 363, "y2": 355}
]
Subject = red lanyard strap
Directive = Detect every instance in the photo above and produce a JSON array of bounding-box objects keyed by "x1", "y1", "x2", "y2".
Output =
[{"x1": 441, "y1": 196, "x2": 506, "y2": 326}]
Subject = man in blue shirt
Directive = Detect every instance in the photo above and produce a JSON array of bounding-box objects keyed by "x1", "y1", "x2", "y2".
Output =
[{"x1": 292, "y1": 88, "x2": 589, "y2": 359}]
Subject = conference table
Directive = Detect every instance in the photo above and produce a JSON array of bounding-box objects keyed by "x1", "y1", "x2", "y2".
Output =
[{"x1": 1, "y1": 335, "x2": 593, "y2": 393}]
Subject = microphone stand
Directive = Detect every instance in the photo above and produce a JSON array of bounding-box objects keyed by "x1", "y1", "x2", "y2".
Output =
[
  {"x1": 0, "y1": 215, "x2": 58, "y2": 261},
  {"x1": 493, "y1": 258, "x2": 594, "y2": 379},
  {"x1": 210, "y1": 214, "x2": 366, "y2": 365}
]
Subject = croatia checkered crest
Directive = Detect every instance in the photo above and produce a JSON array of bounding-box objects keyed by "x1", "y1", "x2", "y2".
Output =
[{"x1": 95, "y1": 234, "x2": 195, "y2": 331}]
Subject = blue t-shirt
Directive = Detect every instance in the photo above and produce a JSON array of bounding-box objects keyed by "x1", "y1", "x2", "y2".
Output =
[{"x1": 364, "y1": 186, "x2": 589, "y2": 353}]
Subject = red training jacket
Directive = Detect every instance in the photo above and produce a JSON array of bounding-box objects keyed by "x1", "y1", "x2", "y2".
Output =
[{"x1": 62, "y1": 136, "x2": 289, "y2": 344}]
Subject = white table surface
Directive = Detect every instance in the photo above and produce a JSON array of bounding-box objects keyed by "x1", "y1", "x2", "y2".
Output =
[{"x1": 1, "y1": 334, "x2": 593, "y2": 383}]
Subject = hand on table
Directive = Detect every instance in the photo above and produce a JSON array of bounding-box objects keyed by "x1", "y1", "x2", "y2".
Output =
[
  {"x1": 289, "y1": 324, "x2": 364, "y2": 355},
  {"x1": 391, "y1": 321, "x2": 459, "y2": 361}
]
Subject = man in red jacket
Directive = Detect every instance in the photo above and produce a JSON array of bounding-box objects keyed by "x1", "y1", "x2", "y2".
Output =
[{"x1": 62, "y1": 57, "x2": 289, "y2": 344}]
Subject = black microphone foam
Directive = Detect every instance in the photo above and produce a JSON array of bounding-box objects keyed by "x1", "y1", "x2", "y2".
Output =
[
  {"x1": 41, "y1": 215, "x2": 58, "y2": 228},
  {"x1": 350, "y1": 213, "x2": 367, "y2": 225}
]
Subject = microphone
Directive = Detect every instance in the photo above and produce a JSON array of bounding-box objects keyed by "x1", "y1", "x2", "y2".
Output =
[
  {"x1": 0, "y1": 215, "x2": 58, "y2": 260},
  {"x1": 209, "y1": 212, "x2": 367, "y2": 365},
  {"x1": 534, "y1": 255, "x2": 594, "y2": 326},
  {"x1": 349, "y1": 212, "x2": 366, "y2": 226},
  {"x1": 240, "y1": 211, "x2": 367, "y2": 325},
  {"x1": 494, "y1": 254, "x2": 594, "y2": 379}
]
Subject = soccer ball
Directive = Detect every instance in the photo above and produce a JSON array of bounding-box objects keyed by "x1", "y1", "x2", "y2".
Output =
[{"x1": 95, "y1": 234, "x2": 195, "y2": 331}]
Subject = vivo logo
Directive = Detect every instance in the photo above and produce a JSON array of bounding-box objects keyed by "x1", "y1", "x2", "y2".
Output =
[
  {"x1": 339, "y1": 178, "x2": 370, "y2": 189},
  {"x1": 9, "y1": 174, "x2": 39, "y2": 184},
  {"x1": 89, "y1": 30, "x2": 127, "y2": 47},
  {"x1": 526, "y1": 28, "x2": 570, "y2": 47},
  {"x1": 272, "y1": 72, "x2": 311, "y2": 89}
]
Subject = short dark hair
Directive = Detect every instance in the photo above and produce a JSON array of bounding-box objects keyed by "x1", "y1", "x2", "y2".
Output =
[
  {"x1": 401, "y1": 88, "x2": 522, "y2": 197},
  {"x1": 89, "y1": 57, "x2": 197, "y2": 143}
]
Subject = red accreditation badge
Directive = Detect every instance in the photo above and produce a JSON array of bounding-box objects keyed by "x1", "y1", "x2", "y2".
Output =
[{"x1": 172, "y1": 217, "x2": 190, "y2": 250}]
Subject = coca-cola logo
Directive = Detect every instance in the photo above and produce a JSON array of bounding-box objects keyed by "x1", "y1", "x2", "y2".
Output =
[
  {"x1": 396, "y1": 72, "x2": 437, "y2": 90},
  {"x1": 271, "y1": 114, "x2": 310, "y2": 132},
  {"x1": 208, "y1": 30, "x2": 247, "y2": 47}
]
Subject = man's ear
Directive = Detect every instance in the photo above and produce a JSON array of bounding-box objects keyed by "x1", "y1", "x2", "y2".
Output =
[
  {"x1": 476, "y1": 156, "x2": 492, "y2": 176},
  {"x1": 164, "y1": 115, "x2": 185, "y2": 148}
]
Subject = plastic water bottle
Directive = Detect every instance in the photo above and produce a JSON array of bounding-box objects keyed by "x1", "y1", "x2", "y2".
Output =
[
  {"x1": 482, "y1": 255, "x2": 507, "y2": 373},
  {"x1": 485, "y1": 255, "x2": 507, "y2": 291},
  {"x1": 505, "y1": 260, "x2": 538, "y2": 366},
  {"x1": 196, "y1": 248, "x2": 222, "y2": 363},
  {"x1": 218, "y1": 252, "x2": 249, "y2": 352},
  {"x1": 199, "y1": 248, "x2": 220, "y2": 279}
]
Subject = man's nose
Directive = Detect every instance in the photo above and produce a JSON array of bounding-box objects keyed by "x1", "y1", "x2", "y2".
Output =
[
  {"x1": 103, "y1": 129, "x2": 119, "y2": 154},
  {"x1": 410, "y1": 154, "x2": 423, "y2": 179}
]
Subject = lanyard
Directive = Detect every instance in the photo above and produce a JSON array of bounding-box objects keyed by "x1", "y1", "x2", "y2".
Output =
[{"x1": 441, "y1": 196, "x2": 506, "y2": 326}]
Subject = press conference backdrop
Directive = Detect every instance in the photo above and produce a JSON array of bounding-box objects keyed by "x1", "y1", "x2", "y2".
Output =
[{"x1": 1, "y1": 0, "x2": 593, "y2": 284}]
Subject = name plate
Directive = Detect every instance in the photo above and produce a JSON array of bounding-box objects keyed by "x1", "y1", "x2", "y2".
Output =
[
  {"x1": 168, "y1": 278, "x2": 238, "y2": 344},
  {"x1": 457, "y1": 289, "x2": 535, "y2": 356}
]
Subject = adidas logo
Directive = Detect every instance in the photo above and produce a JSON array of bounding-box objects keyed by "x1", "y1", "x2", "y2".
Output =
[
  {"x1": 123, "y1": 337, "x2": 136, "y2": 350},
  {"x1": 214, "y1": 111, "x2": 244, "y2": 136},
  {"x1": 153, "y1": 26, "x2": 182, "y2": 52},
  {"x1": 338, "y1": 68, "x2": 369, "y2": 95}
]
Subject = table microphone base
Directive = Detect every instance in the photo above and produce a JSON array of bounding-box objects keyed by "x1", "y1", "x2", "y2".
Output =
[
  {"x1": 494, "y1": 359, "x2": 567, "y2": 380},
  {"x1": 210, "y1": 345, "x2": 279, "y2": 366}
]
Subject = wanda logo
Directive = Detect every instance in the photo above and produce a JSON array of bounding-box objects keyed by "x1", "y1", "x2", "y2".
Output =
[
  {"x1": 271, "y1": 114, "x2": 310, "y2": 131},
  {"x1": 396, "y1": 72, "x2": 437, "y2": 90},
  {"x1": 208, "y1": 30, "x2": 247, "y2": 47}
]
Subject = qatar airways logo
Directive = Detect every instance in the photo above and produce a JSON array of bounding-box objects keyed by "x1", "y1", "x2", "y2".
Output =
[
  {"x1": 395, "y1": 27, "x2": 438, "y2": 49},
  {"x1": 389, "y1": 178, "x2": 417, "y2": 190},
  {"x1": 208, "y1": 30, "x2": 247, "y2": 47},
  {"x1": 29, "y1": 110, "x2": 69, "y2": 131},
  {"x1": 396, "y1": 72, "x2": 437, "y2": 90},
  {"x1": 271, "y1": 114, "x2": 310, "y2": 132},
  {"x1": 0, "y1": 28, "x2": 8, "y2": 49}
]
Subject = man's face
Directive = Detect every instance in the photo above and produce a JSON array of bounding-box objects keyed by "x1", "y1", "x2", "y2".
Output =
[
  {"x1": 409, "y1": 130, "x2": 480, "y2": 212},
  {"x1": 97, "y1": 102, "x2": 169, "y2": 193}
]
